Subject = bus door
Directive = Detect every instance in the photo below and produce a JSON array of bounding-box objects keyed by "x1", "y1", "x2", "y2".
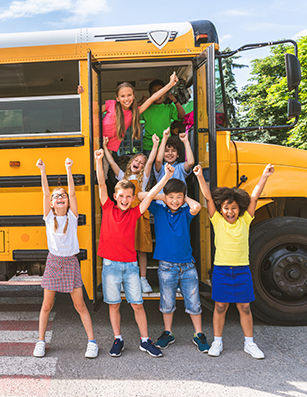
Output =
[
  {"x1": 87, "y1": 51, "x2": 103, "y2": 309},
  {"x1": 193, "y1": 44, "x2": 217, "y2": 302}
]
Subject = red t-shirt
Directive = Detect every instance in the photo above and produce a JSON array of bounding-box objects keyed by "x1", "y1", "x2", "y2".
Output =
[
  {"x1": 98, "y1": 197, "x2": 141, "y2": 262},
  {"x1": 102, "y1": 100, "x2": 133, "y2": 152}
]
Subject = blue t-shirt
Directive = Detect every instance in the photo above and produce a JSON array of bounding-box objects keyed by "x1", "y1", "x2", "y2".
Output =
[
  {"x1": 149, "y1": 201, "x2": 195, "y2": 263},
  {"x1": 154, "y1": 161, "x2": 192, "y2": 194}
]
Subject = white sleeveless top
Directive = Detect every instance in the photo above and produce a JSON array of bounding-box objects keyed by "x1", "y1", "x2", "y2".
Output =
[{"x1": 44, "y1": 209, "x2": 79, "y2": 257}]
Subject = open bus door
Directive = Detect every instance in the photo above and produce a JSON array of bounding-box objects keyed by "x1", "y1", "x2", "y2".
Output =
[
  {"x1": 193, "y1": 44, "x2": 217, "y2": 306},
  {"x1": 87, "y1": 51, "x2": 103, "y2": 310}
]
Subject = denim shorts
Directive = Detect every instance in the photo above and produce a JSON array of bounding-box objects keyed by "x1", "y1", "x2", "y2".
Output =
[
  {"x1": 102, "y1": 259, "x2": 143, "y2": 305},
  {"x1": 158, "y1": 260, "x2": 202, "y2": 315}
]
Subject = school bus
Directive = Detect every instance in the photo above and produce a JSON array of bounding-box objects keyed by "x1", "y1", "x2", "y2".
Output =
[{"x1": 0, "y1": 20, "x2": 305, "y2": 325}]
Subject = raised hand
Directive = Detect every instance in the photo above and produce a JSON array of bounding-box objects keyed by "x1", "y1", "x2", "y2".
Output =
[
  {"x1": 65, "y1": 158, "x2": 73, "y2": 170},
  {"x1": 263, "y1": 164, "x2": 275, "y2": 177},
  {"x1": 152, "y1": 133, "x2": 160, "y2": 148},
  {"x1": 94, "y1": 149, "x2": 104, "y2": 161},
  {"x1": 169, "y1": 71, "x2": 178, "y2": 86},
  {"x1": 36, "y1": 159, "x2": 45, "y2": 170},
  {"x1": 102, "y1": 136, "x2": 109, "y2": 148},
  {"x1": 179, "y1": 132, "x2": 188, "y2": 142},
  {"x1": 164, "y1": 163, "x2": 175, "y2": 178},
  {"x1": 163, "y1": 127, "x2": 170, "y2": 139},
  {"x1": 193, "y1": 164, "x2": 203, "y2": 178}
]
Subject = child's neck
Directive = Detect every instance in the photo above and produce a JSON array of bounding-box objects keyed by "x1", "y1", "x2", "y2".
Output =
[{"x1": 54, "y1": 208, "x2": 67, "y2": 216}]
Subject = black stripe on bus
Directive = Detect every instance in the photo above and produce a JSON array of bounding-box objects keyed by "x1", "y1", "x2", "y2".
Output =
[
  {"x1": 0, "y1": 137, "x2": 84, "y2": 150},
  {"x1": 12, "y1": 249, "x2": 87, "y2": 261},
  {"x1": 0, "y1": 174, "x2": 85, "y2": 188},
  {"x1": 0, "y1": 214, "x2": 86, "y2": 227}
]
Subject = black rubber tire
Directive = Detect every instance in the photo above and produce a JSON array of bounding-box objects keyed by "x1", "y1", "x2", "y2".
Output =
[{"x1": 250, "y1": 216, "x2": 307, "y2": 325}]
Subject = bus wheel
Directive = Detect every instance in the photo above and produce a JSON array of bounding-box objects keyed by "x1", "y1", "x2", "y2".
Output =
[{"x1": 249, "y1": 216, "x2": 307, "y2": 325}]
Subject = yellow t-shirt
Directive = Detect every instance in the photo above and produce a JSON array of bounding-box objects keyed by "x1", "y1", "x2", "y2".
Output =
[{"x1": 210, "y1": 211, "x2": 254, "y2": 266}]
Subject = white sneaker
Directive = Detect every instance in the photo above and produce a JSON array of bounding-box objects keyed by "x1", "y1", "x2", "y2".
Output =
[
  {"x1": 141, "y1": 278, "x2": 152, "y2": 293},
  {"x1": 85, "y1": 341, "x2": 99, "y2": 359},
  {"x1": 244, "y1": 342, "x2": 265, "y2": 359},
  {"x1": 121, "y1": 283, "x2": 124, "y2": 292},
  {"x1": 33, "y1": 341, "x2": 45, "y2": 357},
  {"x1": 208, "y1": 341, "x2": 223, "y2": 357}
]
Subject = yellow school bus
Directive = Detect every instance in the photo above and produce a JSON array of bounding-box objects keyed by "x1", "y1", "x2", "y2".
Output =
[{"x1": 0, "y1": 20, "x2": 305, "y2": 325}]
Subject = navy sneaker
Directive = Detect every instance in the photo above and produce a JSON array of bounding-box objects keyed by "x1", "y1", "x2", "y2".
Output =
[
  {"x1": 109, "y1": 338, "x2": 124, "y2": 357},
  {"x1": 156, "y1": 331, "x2": 175, "y2": 349},
  {"x1": 193, "y1": 333, "x2": 210, "y2": 353},
  {"x1": 139, "y1": 338, "x2": 163, "y2": 357}
]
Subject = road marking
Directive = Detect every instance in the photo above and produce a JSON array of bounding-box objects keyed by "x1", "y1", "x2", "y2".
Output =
[
  {"x1": 0, "y1": 331, "x2": 53, "y2": 343},
  {"x1": 0, "y1": 357, "x2": 57, "y2": 376}
]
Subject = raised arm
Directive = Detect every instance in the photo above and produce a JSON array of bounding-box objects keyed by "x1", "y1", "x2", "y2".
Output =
[
  {"x1": 95, "y1": 149, "x2": 108, "y2": 205},
  {"x1": 65, "y1": 158, "x2": 78, "y2": 217},
  {"x1": 155, "y1": 127, "x2": 170, "y2": 172},
  {"x1": 138, "y1": 72, "x2": 178, "y2": 114},
  {"x1": 36, "y1": 159, "x2": 51, "y2": 218},
  {"x1": 139, "y1": 163, "x2": 174, "y2": 214},
  {"x1": 248, "y1": 164, "x2": 275, "y2": 217},
  {"x1": 179, "y1": 132, "x2": 194, "y2": 172},
  {"x1": 102, "y1": 137, "x2": 121, "y2": 177},
  {"x1": 144, "y1": 134, "x2": 159, "y2": 178},
  {"x1": 193, "y1": 164, "x2": 216, "y2": 218},
  {"x1": 185, "y1": 195, "x2": 202, "y2": 216}
]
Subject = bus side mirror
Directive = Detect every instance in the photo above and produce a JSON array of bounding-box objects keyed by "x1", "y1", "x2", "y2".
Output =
[
  {"x1": 288, "y1": 99, "x2": 301, "y2": 119},
  {"x1": 285, "y1": 53, "x2": 301, "y2": 91}
]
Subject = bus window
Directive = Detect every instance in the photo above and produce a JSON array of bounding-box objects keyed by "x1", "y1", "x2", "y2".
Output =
[{"x1": 0, "y1": 60, "x2": 80, "y2": 136}]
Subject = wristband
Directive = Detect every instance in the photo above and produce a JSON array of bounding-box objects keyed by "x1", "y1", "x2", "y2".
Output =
[{"x1": 173, "y1": 100, "x2": 178, "y2": 104}]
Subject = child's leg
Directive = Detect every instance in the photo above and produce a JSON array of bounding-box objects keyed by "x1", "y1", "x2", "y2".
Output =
[
  {"x1": 70, "y1": 287, "x2": 94, "y2": 340},
  {"x1": 109, "y1": 303, "x2": 121, "y2": 336},
  {"x1": 212, "y1": 302, "x2": 229, "y2": 336},
  {"x1": 190, "y1": 314, "x2": 202, "y2": 334},
  {"x1": 131, "y1": 303, "x2": 148, "y2": 337},
  {"x1": 137, "y1": 251, "x2": 147, "y2": 278},
  {"x1": 163, "y1": 312, "x2": 174, "y2": 332},
  {"x1": 39, "y1": 289, "x2": 56, "y2": 341},
  {"x1": 236, "y1": 302, "x2": 253, "y2": 337}
]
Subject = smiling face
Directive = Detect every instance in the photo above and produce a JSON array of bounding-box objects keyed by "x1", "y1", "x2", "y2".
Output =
[
  {"x1": 114, "y1": 188, "x2": 135, "y2": 212},
  {"x1": 220, "y1": 199, "x2": 240, "y2": 224},
  {"x1": 164, "y1": 192, "x2": 185, "y2": 213},
  {"x1": 164, "y1": 145, "x2": 179, "y2": 165},
  {"x1": 50, "y1": 188, "x2": 69, "y2": 215},
  {"x1": 116, "y1": 86, "x2": 135, "y2": 110},
  {"x1": 150, "y1": 84, "x2": 165, "y2": 104},
  {"x1": 130, "y1": 155, "x2": 146, "y2": 174}
]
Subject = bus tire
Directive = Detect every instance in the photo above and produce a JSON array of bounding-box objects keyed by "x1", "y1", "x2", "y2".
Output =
[{"x1": 249, "y1": 216, "x2": 307, "y2": 325}]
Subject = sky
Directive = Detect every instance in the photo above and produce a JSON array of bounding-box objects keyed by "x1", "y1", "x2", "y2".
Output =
[{"x1": 0, "y1": 0, "x2": 306, "y2": 87}]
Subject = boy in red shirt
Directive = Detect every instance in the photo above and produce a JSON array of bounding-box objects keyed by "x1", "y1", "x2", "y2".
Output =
[{"x1": 95, "y1": 148, "x2": 174, "y2": 357}]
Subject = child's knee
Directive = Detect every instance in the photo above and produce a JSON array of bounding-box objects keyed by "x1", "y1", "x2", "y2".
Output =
[
  {"x1": 74, "y1": 300, "x2": 87, "y2": 314},
  {"x1": 41, "y1": 300, "x2": 54, "y2": 313},
  {"x1": 131, "y1": 303, "x2": 144, "y2": 312},
  {"x1": 215, "y1": 302, "x2": 229, "y2": 314},
  {"x1": 237, "y1": 303, "x2": 251, "y2": 315}
]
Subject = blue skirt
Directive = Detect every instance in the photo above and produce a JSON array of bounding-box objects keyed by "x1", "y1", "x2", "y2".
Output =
[{"x1": 211, "y1": 265, "x2": 255, "y2": 303}]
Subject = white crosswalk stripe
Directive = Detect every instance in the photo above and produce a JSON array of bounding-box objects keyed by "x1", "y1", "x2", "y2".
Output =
[
  {"x1": 0, "y1": 357, "x2": 58, "y2": 376},
  {"x1": 0, "y1": 331, "x2": 53, "y2": 343}
]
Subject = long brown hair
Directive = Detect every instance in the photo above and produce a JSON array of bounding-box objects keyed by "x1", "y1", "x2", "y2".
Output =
[
  {"x1": 115, "y1": 82, "x2": 141, "y2": 141},
  {"x1": 50, "y1": 188, "x2": 69, "y2": 234}
]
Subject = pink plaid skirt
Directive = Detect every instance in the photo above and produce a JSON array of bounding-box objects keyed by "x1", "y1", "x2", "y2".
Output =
[{"x1": 41, "y1": 253, "x2": 83, "y2": 293}]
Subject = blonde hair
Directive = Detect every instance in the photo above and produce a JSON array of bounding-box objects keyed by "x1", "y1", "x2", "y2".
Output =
[
  {"x1": 115, "y1": 82, "x2": 141, "y2": 142},
  {"x1": 114, "y1": 179, "x2": 136, "y2": 195},
  {"x1": 123, "y1": 153, "x2": 148, "y2": 191},
  {"x1": 50, "y1": 188, "x2": 69, "y2": 234}
]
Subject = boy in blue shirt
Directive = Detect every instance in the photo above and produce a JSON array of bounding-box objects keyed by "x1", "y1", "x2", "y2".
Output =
[{"x1": 139, "y1": 178, "x2": 210, "y2": 352}]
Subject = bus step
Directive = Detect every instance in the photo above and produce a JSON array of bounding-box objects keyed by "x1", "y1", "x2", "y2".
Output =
[{"x1": 199, "y1": 291, "x2": 214, "y2": 312}]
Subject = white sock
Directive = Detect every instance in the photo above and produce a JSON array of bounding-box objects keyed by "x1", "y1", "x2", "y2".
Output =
[
  {"x1": 141, "y1": 277, "x2": 146, "y2": 280},
  {"x1": 244, "y1": 336, "x2": 254, "y2": 345},
  {"x1": 214, "y1": 336, "x2": 223, "y2": 344},
  {"x1": 114, "y1": 335, "x2": 123, "y2": 341},
  {"x1": 141, "y1": 337, "x2": 149, "y2": 343}
]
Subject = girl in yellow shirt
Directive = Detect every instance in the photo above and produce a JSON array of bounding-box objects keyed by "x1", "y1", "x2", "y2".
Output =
[{"x1": 194, "y1": 164, "x2": 274, "y2": 359}]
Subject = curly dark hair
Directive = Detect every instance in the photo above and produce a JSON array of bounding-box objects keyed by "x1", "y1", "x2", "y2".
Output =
[
  {"x1": 149, "y1": 79, "x2": 164, "y2": 94},
  {"x1": 166, "y1": 137, "x2": 182, "y2": 158},
  {"x1": 211, "y1": 187, "x2": 250, "y2": 216}
]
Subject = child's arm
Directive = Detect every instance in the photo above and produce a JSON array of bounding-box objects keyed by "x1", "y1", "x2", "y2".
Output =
[
  {"x1": 185, "y1": 195, "x2": 202, "y2": 216},
  {"x1": 138, "y1": 72, "x2": 178, "y2": 114},
  {"x1": 193, "y1": 164, "x2": 216, "y2": 218},
  {"x1": 102, "y1": 137, "x2": 121, "y2": 177},
  {"x1": 168, "y1": 93, "x2": 186, "y2": 119},
  {"x1": 139, "y1": 164, "x2": 175, "y2": 214},
  {"x1": 138, "y1": 192, "x2": 165, "y2": 202},
  {"x1": 248, "y1": 164, "x2": 275, "y2": 217},
  {"x1": 95, "y1": 149, "x2": 108, "y2": 205},
  {"x1": 155, "y1": 127, "x2": 170, "y2": 173},
  {"x1": 36, "y1": 159, "x2": 51, "y2": 218},
  {"x1": 179, "y1": 132, "x2": 195, "y2": 172},
  {"x1": 144, "y1": 134, "x2": 159, "y2": 178},
  {"x1": 65, "y1": 158, "x2": 78, "y2": 217}
]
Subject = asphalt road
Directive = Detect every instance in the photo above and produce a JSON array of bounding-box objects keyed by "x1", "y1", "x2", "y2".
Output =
[{"x1": 1, "y1": 277, "x2": 307, "y2": 397}]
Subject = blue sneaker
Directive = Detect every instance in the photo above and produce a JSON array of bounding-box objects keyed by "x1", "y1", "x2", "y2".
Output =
[
  {"x1": 193, "y1": 333, "x2": 210, "y2": 353},
  {"x1": 139, "y1": 338, "x2": 163, "y2": 357},
  {"x1": 156, "y1": 331, "x2": 175, "y2": 349},
  {"x1": 109, "y1": 338, "x2": 124, "y2": 357}
]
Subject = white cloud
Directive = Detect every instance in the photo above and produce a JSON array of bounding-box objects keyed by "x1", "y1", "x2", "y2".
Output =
[
  {"x1": 294, "y1": 29, "x2": 307, "y2": 40},
  {"x1": 222, "y1": 9, "x2": 251, "y2": 17},
  {"x1": 0, "y1": 0, "x2": 110, "y2": 22},
  {"x1": 219, "y1": 34, "x2": 232, "y2": 44}
]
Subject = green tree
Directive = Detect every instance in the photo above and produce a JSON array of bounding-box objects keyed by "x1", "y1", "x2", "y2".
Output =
[{"x1": 236, "y1": 37, "x2": 307, "y2": 147}]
